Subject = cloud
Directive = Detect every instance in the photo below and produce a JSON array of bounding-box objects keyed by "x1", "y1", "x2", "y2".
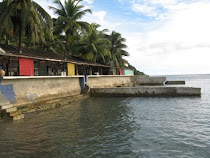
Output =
[
  {"x1": 60, "y1": 0, "x2": 94, "y2": 4},
  {"x1": 132, "y1": 4, "x2": 158, "y2": 17},
  {"x1": 124, "y1": 1, "x2": 210, "y2": 75},
  {"x1": 83, "y1": 11, "x2": 122, "y2": 31},
  {"x1": 91, "y1": 11, "x2": 107, "y2": 24},
  {"x1": 5, "y1": 0, "x2": 210, "y2": 75},
  {"x1": 40, "y1": 0, "x2": 210, "y2": 75},
  {"x1": 121, "y1": 0, "x2": 205, "y2": 21},
  {"x1": 83, "y1": 0, "x2": 94, "y2": 4}
]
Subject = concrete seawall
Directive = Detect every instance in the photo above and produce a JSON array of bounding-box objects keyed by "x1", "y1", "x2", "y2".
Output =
[
  {"x1": 1, "y1": 76, "x2": 83, "y2": 107},
  {"x1": 133, "y1": 75, "x2": 166, "y2": 85},
  {"x1": 90, "y1": 87, "x2": 201, "y2": 97},
  {"x1": 0, "y1": 75, "x2": 202, "y2": 120},
  {"x1": 88, "y1": 75, "x2": 133, "y2": 88},
  {"x1": 0, "y1": 75, "x2": 201, "y2": 109},
  {"x1": 0, "y1": 75, "x2": 134, "y2": 107}
]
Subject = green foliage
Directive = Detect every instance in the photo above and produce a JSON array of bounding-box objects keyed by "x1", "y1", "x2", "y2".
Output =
[
  {"x1": 107, "y1": 31, "x2": 129, "y2": 67},
  {"x1": 0, "y1": 0, "x2": 51, "y2": 52},
  {"x1": 74, "y1": 23, "x2": 111, "y2": 62},
  {"x1": 0, "y1": 0, "x2": 145, "y2": 74},
  {"x1": 49, "y1": 0, "x2": 92, "y2": 58},
  {"x1": 128, "y1": 64, "x2": 145, "y2": 75}
]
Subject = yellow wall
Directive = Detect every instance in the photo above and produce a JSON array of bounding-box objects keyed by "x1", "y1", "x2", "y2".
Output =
[{"x1": 67, "y1": 63, "x2": 75, "y2": 76}]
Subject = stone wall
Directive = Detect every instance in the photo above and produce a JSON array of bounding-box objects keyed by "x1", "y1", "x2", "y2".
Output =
[
  {"x1": 88, "y1": 75, "x2": 133, "y2": 88},
  {"x1": 1, "y1": 76, "x2": 83, "y2": 107}
]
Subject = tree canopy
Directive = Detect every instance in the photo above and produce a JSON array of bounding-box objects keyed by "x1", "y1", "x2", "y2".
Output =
[
  {"x1": 0, "y1": 0, "x2": 51, "y2": 53},
  {"x1": 0, "y1": 0, "x2": 143, "y2": 71}
]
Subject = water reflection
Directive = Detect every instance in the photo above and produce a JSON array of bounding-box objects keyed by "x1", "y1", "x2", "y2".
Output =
[{"x1": 0, "y1": 97, "x2": 139, "y2": 158}]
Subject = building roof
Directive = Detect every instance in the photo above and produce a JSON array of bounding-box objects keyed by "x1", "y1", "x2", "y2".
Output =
[{"x1": 0, "y1": 44, "x2": 111, "y2": 67}]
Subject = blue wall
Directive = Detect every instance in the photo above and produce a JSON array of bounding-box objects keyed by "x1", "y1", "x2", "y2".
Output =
[
  {"x1": 0, "y1": 77, "x2": 16, "y2": 104},
  {"x1": 79, "y1": 76, "x2": 85, "y2": 94}
]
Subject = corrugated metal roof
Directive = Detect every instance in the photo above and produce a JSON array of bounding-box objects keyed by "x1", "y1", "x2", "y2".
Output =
[{"x1": 0, "y1": 44, "x2": 111, "y2": 67}]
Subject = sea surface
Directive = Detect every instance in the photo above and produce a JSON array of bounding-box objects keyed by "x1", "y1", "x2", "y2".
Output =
[{"x1": 0, "y1": 74, "x2": 210, "y2": 158}]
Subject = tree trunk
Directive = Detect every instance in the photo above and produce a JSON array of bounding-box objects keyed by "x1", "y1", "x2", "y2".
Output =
[
  {"x1": 18, "y1": 24, "x2": 22, "y2": 54},
  {"x1": 63, "y1": 34, "x2": 69, "y2": 71},
  {"x1": 5, "y1": 35, "x2": 9, "y2": 45},
  {"x1": 65, "y1": 34, "x2": 69, "y2": 60}
]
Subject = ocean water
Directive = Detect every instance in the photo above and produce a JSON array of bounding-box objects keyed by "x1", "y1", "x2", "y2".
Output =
[{"x1": 0, "y1": 74, "x2": 210, "y2": 158}]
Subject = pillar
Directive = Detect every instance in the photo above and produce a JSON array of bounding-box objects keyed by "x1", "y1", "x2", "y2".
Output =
[
  {"x1": 89, "y1": 66, "x2": 92, "y2": 75},
  {"x1": 100, "y1": 67, "x2": 103, "y2": 75}
]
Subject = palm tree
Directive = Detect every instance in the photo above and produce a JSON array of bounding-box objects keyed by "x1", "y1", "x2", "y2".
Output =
[
  {"x1": 0, "y1": 0, "x2": 51, "y2": 53},
  {"x1": 38, "y1": 19, "x2": 64, "y2": 54},
  {"x1": 49, "y1": 0, "x2": 92, "y2": 59},
  {"x1": 74, "y1": 23, "x2": 111, "y2": 63},
  {"x1": 107, "y1": 31, "x2": 129, "y2": 67}
]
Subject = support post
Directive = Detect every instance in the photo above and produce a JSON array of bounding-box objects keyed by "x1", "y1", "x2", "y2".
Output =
[
  {"x1": 89, "y1": 66, "x2": 92, "y2": 75},
  {"x1": 2, "y1": 58, "x2": 5, "y2": 74},
  {"x1": 47, "y1": 61, "x2": 49, "y2": 76},
  {"x1": 98, "y1": 66, "x2": 99, "y2": 75},
  {"x1": 9, "y1": 57, "x2": 11, "y2": 76},
  {"x1": 100, "y1": 67, "x2": 103, "y2": 75},
  {"x1": 75, "y1": 64, "x2": 78, "y2": 75},
  {"x1": 63, "y1": 62, "x2": 65, "y2": 72},
  {"x1": 83, "y1": 65, "x2": 86, "y2": 75}
]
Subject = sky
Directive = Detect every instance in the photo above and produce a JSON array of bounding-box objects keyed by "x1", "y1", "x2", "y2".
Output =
[{"x1": 35, "y1": 0, "x2": 210, "y2": 75}]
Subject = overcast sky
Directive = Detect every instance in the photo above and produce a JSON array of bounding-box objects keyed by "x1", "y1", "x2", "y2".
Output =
[{"x1": 35, "y1": 0, "x2": 210, "y2": 75}]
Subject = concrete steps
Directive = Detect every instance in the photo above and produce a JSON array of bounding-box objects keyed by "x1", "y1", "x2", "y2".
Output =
[
  {"x1": 13, "y1": 114, "x2": 24, "y2": 121},
  {"x1": 10, "y1": 110, "x2": 21, "y2": 117},
  {"x1": 0, "y1": 92, "x2": 24, "y2": 121},
  {"x1": 6, "y1": 107, "x2": 17, "y2": 113},
  {"x1": 1, "y1": 104, "x2": 14, "y2": 110}
]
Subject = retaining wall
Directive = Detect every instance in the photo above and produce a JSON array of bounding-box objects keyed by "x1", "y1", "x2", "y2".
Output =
[
  {"x1": 0, "y1": 75, "x2": 134, "y2": 107},
  {"x1": 0, "y1": 76, "x2": 83, "y2": 107},
  {"x1": 88, "y1": 75, "x2": 133, "y2": 88},
  {"x1": 133, "y1": 75, "x2": 166, "y2": 85}
]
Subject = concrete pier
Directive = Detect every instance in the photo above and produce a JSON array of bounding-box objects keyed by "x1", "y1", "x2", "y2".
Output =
[{"x1": 90, "y1": 87, "x2": 201, "y2": 97}]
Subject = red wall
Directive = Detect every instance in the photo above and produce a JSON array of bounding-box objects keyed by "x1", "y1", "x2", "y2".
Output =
[
  {"x1": 19, "y1": 58, "x2": 34, "y2": 76},
  {"x1": 119, "y1": 69, "x2": 123, "y2": 75}
]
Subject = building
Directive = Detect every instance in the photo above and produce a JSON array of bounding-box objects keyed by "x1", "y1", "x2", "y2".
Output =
[
  {"x1": 0, "y1": 44, "x2": 112, "y2": 76},
  {"x1": 110, "y1": 59, "x2": 134, "y2": 76}
]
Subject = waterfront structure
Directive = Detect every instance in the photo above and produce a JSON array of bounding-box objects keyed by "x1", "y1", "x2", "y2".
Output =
[
  {"x1": 0, "y1": 75, "x2": 201, "y2": 120},
  {"x1": 90, "y1": 87, "x2": 201, "y2": 97},
  {"x1": 110, "y1": 60, "x2": 134, "y2": 76},
  {"x1": 110, "y1": 67, "x2": 134, "y2": 75},
  {"x1": 0, "y1": 44, "x2": 131, "y2": 77}
]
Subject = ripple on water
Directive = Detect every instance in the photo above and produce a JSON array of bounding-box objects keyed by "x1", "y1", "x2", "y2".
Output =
[{"x1": 0, "y1": 75, "x2": 210, "y2": 158}]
